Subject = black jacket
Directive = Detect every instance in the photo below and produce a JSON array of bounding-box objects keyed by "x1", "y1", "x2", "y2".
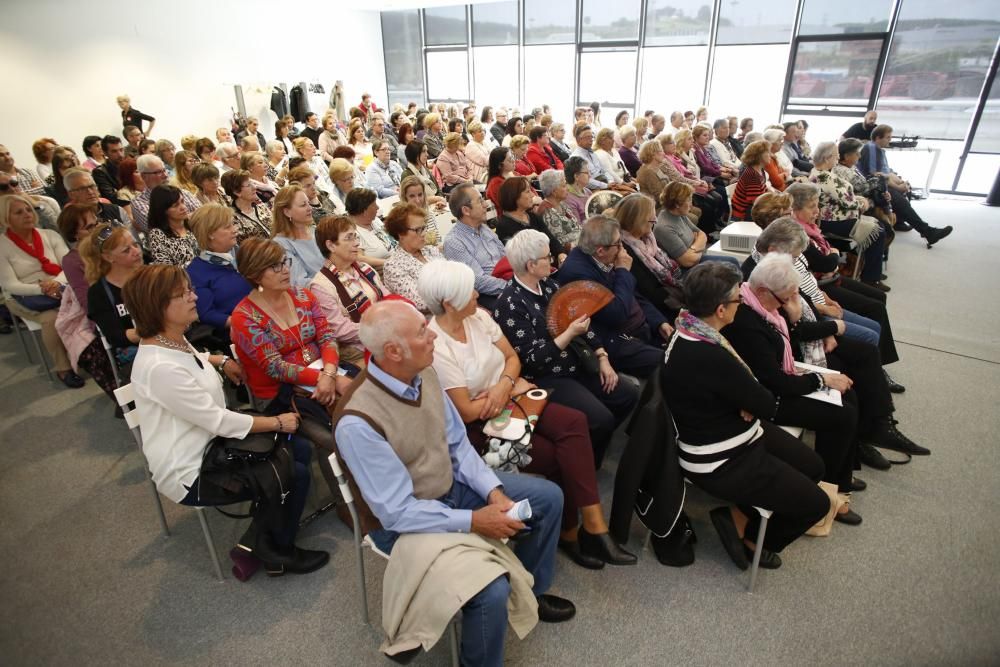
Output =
[
  {"x1": 92, "y1": 162, "x2": 128, "y2": 207},
  {"x1": 289, "y1": 85, "x2": 311, "y2": 122},
  {"x1": 610, "y1": 368, "x2": 685, "y2": 542},
  {"x1": 494, "y1": 213, "x2": 562, "y2": 259},
  {"x1": 270, "y1": 87, "x2": 289, "y2": 118}
]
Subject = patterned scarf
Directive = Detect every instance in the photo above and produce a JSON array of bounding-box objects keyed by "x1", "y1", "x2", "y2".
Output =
[
  {"x1": 793, "y1": 214, "x2": 831, "y2": 254},
  {"x1": 6, "y1": 228, "x2": 62, "y2": 275},
  {"x1": 797, "y1": 296, "x2": 827, "y2": 368},
  {"x1": 622, "y1": 232, "x2": 681, "y2": 287},
  {"x1": 739, "y1": 282, "x2": 796, "y2": 374},
  {"x1": 199, "y1": 250, "x2": 236, "y2": 267},
  {"x1": 674, "y1": 309, "x2": 754, "y2": 377}
]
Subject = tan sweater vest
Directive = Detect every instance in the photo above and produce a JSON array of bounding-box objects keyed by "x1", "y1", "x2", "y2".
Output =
[{"x1": 334, "y1": 367, "x2": 453, "y2": 500}]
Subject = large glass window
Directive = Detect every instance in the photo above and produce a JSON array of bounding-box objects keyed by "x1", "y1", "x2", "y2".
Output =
[
  {"x1": 644, "y1": 1, "x2": 712, "y2": 46},
  {"x1": 424, "y1": 5, "x2": 467, "y2": 46},
  {"x1": 381, "y1": 10, "x2": 425, "y2": 110},
  {"x1": 472, "y1": 1, "x2": 519, "y2": 47},
  {"x1": 716, "y1": 0, "x2": 798, "y2": 45},
  {"x1": 878, "y1": 3, "x2": 1000, "y2": 140},
  {"x1": 473, "y1": 46, "x2": 519, "y2": 108},
  {"x1": 580, "y1": 0, "x2": 641, "y2": 42},
  {"x1": 971, "y1": 72, "x2": 1000, "y2": 154},
  {"x1": 524, "y1": 0, "x2": 576, "y2": 45},
  {"x1": 639, "y1": 46, "x2": 709, "y2": 114},
  {"x1": 579, "y1": 50, "x2": 638, "y2": 105},
  {"x1": 426, "y1": 50, "x2": 469, "y2": 101},
  {"x1": 788, "y1": 39, "x2": 883, "y2": 106},
  {"x1": 798, "y1": 0, "x2": 892, "y2": 36},
  {"x1": 709, "y1": 44, "x2": 789, "y2": 125},
  {"x1": 524, "y1": 44, "x2": 576, "y2": 123}
]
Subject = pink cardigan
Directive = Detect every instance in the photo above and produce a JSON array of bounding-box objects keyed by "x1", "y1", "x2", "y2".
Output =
[{"x1": 435, "y1": 148, "x2": 473, "y2": 186}]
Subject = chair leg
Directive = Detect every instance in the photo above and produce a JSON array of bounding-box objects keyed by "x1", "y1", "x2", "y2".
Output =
[
  {"x1": 349, "y1": 501, "x2": 369, "y2": 625},
  {"x1": 448, "y1": 618, "x2": 460, "y2": 667},
  {"x1": 643, "y1": 529, "x2": 652, "y2": 552},
  {"x1": 147, "y1": 470, "x2": 170, "y2": 537},
  {"x1": 748, "y1": 513, "x2": 771, "y2": 593},
  {"x1": 30, "y1": 329, "x2": 53, "y2": 381},
  {"x1": 11, "y1": 315, "x2": 31, "y2": 361},
  {"x1": 196, "y1": 508, "x2": 225, "y2": 582}
]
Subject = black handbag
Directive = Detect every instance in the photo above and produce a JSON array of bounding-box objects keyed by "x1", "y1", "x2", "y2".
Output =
[
  {"x1": 197, "y1": 432, "x2": 294, "y2": 516},
  {"x1": 568, "y1": 337, "x2": 601, "y2": 375}
]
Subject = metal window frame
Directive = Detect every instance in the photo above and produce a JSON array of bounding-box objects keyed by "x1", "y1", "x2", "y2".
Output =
[
  {"x1": 471, "y1": 0, "x2": 520, "y2": 48},
  {"x1": 781, "y1": 33, "x2": 890, "y2": 113},
  {"x1": 382, "y1": 9, "x2": 425, "y2": 109}
]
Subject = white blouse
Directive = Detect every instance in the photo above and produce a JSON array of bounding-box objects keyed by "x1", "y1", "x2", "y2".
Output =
[
  {"x1": 131, "y1": 345, "x2": 253, "y2": 503},
  {"x1": 429, "y1": 309, "x2": 506, "y2": 397}
]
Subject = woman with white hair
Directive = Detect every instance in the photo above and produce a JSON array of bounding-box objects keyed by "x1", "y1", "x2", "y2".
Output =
[
  {"x1": 464, "y1": 121, "x2": 491, "y2": 182},
  {"x1": 420, "y1": 260, "x2": 637, "y2": 569},
  {"x1": 764, "y1": 128, "x2": 794, "y2": 188},
  {"x1": 617, "y1": 125, "x2": 642, "y2": 177},
  {"x1": 536, "y1": 169, "x2": 580, "y2": 248},
  {"x1": 493, "y1": 230, "x2": 639, "y2": 470},
  {"x1": 722, "y1": 254, "x2": 863, "y2": 523},
  {"x1": 809, "y1": 141, "x2": 888, "y2": 290}
]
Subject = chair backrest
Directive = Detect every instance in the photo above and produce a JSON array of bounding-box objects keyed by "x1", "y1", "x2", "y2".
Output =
[
  {"x1": 113, "y1": 383, "x2": 144, "y2": 445},
  {"x1": 329, "y1": 435, "x2": 385, "y2": 537},
  {"x1": 377, "y1": 194, "x2": 400, "y2": 217}
]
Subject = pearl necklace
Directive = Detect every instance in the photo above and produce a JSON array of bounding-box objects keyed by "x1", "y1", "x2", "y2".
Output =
[{"x1": 154, "y1": 334, "x2": 191, "y2": 353}]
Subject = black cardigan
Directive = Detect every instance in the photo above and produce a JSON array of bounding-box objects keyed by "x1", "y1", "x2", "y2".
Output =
[
  {"x1": 722, "y1": 304, "x2": 822, "y2": 398},
  {"x1": 494, "y1": 212, "x2": 562, "y2": 261},
  {"x1": 662, "y1": 335, "x2": 777, "y2": 446}
]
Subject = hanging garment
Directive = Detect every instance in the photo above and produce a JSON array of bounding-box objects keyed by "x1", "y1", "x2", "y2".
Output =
[
  {"x1": 270, "y1": 86, "x2": 289, "y2": 118},
  {"x1": 290, "y1": 85, "x2": 311, "y2": 123},
  {"x1": 330, "y1": 81, "x2": 347, "y2": 123}
]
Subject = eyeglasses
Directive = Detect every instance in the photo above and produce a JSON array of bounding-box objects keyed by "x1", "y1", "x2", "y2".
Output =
[
  {"x1": 768, "y1": 288, "x2": 788, "y2": 306},
  {"x1": 725, "y1": 294, "x2": 744, "y2": 305},
  {"x1": 69, "y1": 183, "x2": 99, "y2": 193},
  {"x1": 171, "y1": 286, "x2": 196, "y2": 300},
  {"x1": 141, "y1": 169, "x2": 166, "y2": 176},
  {"x1": 533, "y1": 254, "x2": 553, "y2": 263},
  {"x1": 339, "y1": 233, "x2": 359, "y2": 243},
  {"x1": 0, "y1": 180, "x2": 17, "y2": 191},
  {"x1": 269, "y1": 257, "x2": 293, "y2": 273},
  {"x1": 407, "y1": 225, "x2": 427, "y2": 235},
  {"x1": 603, "y1": 241, "x2": 622, "y2": 249}
]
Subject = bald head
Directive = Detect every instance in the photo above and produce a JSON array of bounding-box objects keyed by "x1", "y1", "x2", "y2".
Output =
[{"x1": 359, "y1": 300, "x2": 426, "y2": 362}]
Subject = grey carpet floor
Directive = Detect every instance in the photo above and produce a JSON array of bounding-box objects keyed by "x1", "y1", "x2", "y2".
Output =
[{"x1": 1, "y1": 197, "x2": 998, "y2": 666}]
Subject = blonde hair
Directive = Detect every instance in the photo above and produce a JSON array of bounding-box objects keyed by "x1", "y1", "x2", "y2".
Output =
[
  {"x1": 328, "y1": 157, "x2": 354, "y2": 183},
  {"x1": 190, "y1": 203, "x2": 236, "y2": 249},
  {"x1": 613, "y1": 193, "x2": 656, "y2": 236},
  {"x1": 751, "y1": 191, "x2": 793, "y2": 229},
  {"x1": 596, "y1": 128, "x2": 615, "y2": 146},
  {"x1": 443, "y1": 132, "x2": 462, "y2": 149},
  {"x1": 79, "y1": 223, "x2": 133, "y2": 284},
  {"x1": 741, "y1": 140, "x2": 771, "y2": 168},
  {"x1": 172, "y1": 151, "x2": 198, "y2": 193},
  {"x1": 240, "y1": 151, "x2": 266, "y2": 172},
  {"x1": 509, "y1": 135, "x2": 530, "y2": 151},
  {"x1": 422, "y1": 112, "x2": 441, "y2": 130},
  {"x1": 270, "y1": 185, "x2": 308, "y2": 237},
  {"x1": 672, "y1": 129, "x2": 692, "y2": 153},
  {"x1": 0, "y1": 195, "x2": 37, "y2": 231},
  {"x1": 632, "y1": 117, "x2": 649, "y2": 135},
  {"x1": 292, "y1": 136, "x2": 314, "y2": 153}
]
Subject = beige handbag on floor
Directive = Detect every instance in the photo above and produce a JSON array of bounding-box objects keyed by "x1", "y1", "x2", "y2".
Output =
[{"x1": 806, "y1": 481, "x2": 843, "y2": 537}]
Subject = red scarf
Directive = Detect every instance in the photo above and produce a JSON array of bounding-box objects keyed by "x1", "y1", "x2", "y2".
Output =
[{"x1": 6, "y1": 228, "x2": 62, "y2": 276}]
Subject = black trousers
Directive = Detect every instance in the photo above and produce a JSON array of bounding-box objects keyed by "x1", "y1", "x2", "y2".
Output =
[
  {"x1": 828, "y1": 336, "x2": 894, "y2": 437},
  {"x1": 889, "y1": 189, "x2": 932, "y2": 236},
  {"x1": 824, "y1": 279, "x2": 899, "y2": 364},
  {"x1": 693, "y1": 191, "x2": 727, "y2": 235},
  {"x1": 691, "y1": 421, "x2": 829, "y2": 553},
  {"x1": 605, "y1": 331, "x2": 665, "y2": 379},
  {"x1": 774, "y1": 388, "x2": 858, "y2": 491},
  {"x1": 536, "y1": 374, "x2": 639, "y2": 468}
]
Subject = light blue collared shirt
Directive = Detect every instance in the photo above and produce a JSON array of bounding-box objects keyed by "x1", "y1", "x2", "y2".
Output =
[
  {"x1": 570, "y1": 146, "x2": 609, "y2": 190},
  {"x1": 335, "y1": 361, "x2": 502, "y2": 534}
]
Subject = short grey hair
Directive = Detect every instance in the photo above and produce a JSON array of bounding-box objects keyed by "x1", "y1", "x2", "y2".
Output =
[
  {"x1": 786, "y1": 181, "x2": 820, "y2": 210},
  {"x1": 136, "y1": 154, "x2": 163, "y2": 174},
  {"x1": 619, "y1": 125, "x2": 636, "y2": 140},
  {"x1": 417, "y1": 260, "x2": 475, "y2": 316},
  {"x1": 744, "y1": 131, "x2": 764, "y2": 144},
  {"x1": 538, "y1": 169, "x2": 566, "y2": 197},
  {"x1": 550, "y1": 122, "x2": 564, "y2": 133},
  {"x1": 577, "y1": 216, "x2": 620, "y2": 255},
  {"x1": 215, "y1": 141, "x2": 239, "y2": 160},
  {"x1": 763, "y1": 129, "x2": 785, "y2": 146},
  {"x1": 505, "y1": 229, "x2": 551, "y2": 274},
  {"x1": 811, "y1": 141, "x2": 838, "y2": 167},
  {"x1": 755, "y1": 217, "x2": 808, "y2": 255},
  {"x1": 358, "y1": 300, "x2": 422, "y2": 361},
  {"x1": 448, "y1": 182, "x2": 478, "y2": 220},
  {"x1": 62, "y1": 166, "x2": 92, "y2": 191},
  {"x1": 749, "y1": 253, "x2": 800, "y2": 293},
  {"x1": 712, "y1": 118, "x2": 728, "y2": 130},
  {"x1": 265, "y1": 140, "x2": 284, "y2": 157}
]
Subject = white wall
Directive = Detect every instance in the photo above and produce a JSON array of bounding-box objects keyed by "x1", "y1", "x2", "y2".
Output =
[{"x1": 0, "y1": 0, "x2": 387, "y2": 165}]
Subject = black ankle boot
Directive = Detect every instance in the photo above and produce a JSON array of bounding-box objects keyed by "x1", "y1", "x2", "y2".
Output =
[{"x1": 578, "y1": 528, "x2": 637, "y2": 565}]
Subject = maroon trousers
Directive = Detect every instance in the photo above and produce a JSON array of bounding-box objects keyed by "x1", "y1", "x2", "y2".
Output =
[{"x1": 467, "y1": 402, "x2": 600, "y2": 529}]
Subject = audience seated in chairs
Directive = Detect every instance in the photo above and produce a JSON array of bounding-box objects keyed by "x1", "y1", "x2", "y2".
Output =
[
  {"x1": 655, "y1": 182, "x2": 725, "y2": 270},
  {"x1": 345, "y1": 188, "x2": 395, "y2": 274},
  {"x1": 692, "y1": 125, "x2": 736, "y2": 186},
  {"x1": 308, "y1": 216, "x2": 387, "y2": 366},
  {"x1": 434, "y1": 132, "x2": 473, "y2": 192},
  {"x1": 464, "y1": 121, "x2": 491, "y2": 183},
  {"x1": 730, "y1": 140, "x2": 772, "y2": 222},
  {"x1": 271, "y1": 185, "x2": 325, "y2": 288},
  {"x1": 132, "y1": 155, "x2": 201, "y2": 233},
  {"x1": 287, "y1": 165, "x2": 338, "y2": 223},
  {"x1": 192, "y1": 162, "x2": 226, "y2": 207},
  {"x1": 494, "y1": 230, "x2": 639, "y2": 466},
  {"x1": 658, "y1": 133, "x2": 728, "y2": 233},
  {"x1": 494, "y1": 177, "x2": 564, "y2": 262},
  {"x1": 381, "y1": 202, "x2": 442, "y2": 314},
  {"x1": 442, "y1": 183, "x2": 507, "y2": 310},
  {"x1": 662, "y1": 260, "x2": 830, "y2": 571},
  {"x1": 594, "y1": 128, "x2": 632, "y2": 185},
  {"x1": 809, "y1": 141, "x2": 888, "y2": 291},
  {"x1": 485, "y1": 147, "x2": 514, "y2": 212},
  {"x1": 536, "y1": 169, "x2": 580, "y2": 249},
  {"x1": 186, "y1": 204, "x2": 251, "y2": 345},
  {"x1": 557, "y1": 216, "x2": 672, "y2": 379},
  {"x1": 617, "y1": 126, "x2": 642, "y2": 178},
  {"x1": 293, "y1": 137, "x2": 335, "y2": 196},
  {"x1": 418, "y1": 260, "x2": 636, "y2": 570},
  {"x1": 782, "y1": 121, "x2": 814, "y2": 177},
  {"x1": 561, "y1": 156, "x2": 594, "y2": 227},
  {"x1": 333, "y1": 299, "x2": 576, "y2": 666},
  {"x1": 0, "y1": 194, "x2": 85, "y2": 388},
  {"x1": 146, "y1": 185, "x2": 199, "y2": 267},
  {"x1": 240, "y1": 151, "x2": 278, "y2": 205},
  {"x1": 525, "y1": 126, "x2": 564, "y2": 175},
  {"x1": 401, "y1": 140, "x2": 444, "y2": 204},
  {"x1": 123, "y1": 263, "x2": 326, "y2": 577},
  {"x1": 400, "y1": 175, "x2": 445, "y2": 247},
  {"x1": 364, "y1": 140, "x2": 404, "y2": 199},
  {"x1": 319, "y1": 160, "x2": 353, "y2": 215}
]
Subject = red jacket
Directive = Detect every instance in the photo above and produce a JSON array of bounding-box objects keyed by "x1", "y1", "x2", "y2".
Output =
[{"x1": 525, "y1": 143, "x2": 564, "y2": 174}]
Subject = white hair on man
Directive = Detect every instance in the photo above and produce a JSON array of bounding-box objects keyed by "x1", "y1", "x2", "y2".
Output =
[
  {"x1": 811, "y1": 141, "x2": 838, "y2": 166},
  {"x1": 359, "y1": 300, "x2": 423, "y2": 360},
  {"x1": 763, "y1": 129, "x2": 785, "y2": 145},
  {"x1": 504, "y1": 229, "x2": 551, "y2": 274},
  {"x1": 62, "y1": 166, "x2": 92, "y2": 191},
  {"x1": 417, "y1": 260, "x2": 475, "y2": 316},
  {"x1": 748, "y1": 252, "x2": 800, "y2": 293},
  {"x1": 537, "y1": 169, "x2": 565, "y2": 198},
  {"x1": 743, "y1": 131, "x2": 765, "y2": 144},
  {"x1": 136, "y1": 154, "x2": 163, "y2": 174},
  {"x1": 214, "y1": 141, "x2": 239, "y2": 160}
]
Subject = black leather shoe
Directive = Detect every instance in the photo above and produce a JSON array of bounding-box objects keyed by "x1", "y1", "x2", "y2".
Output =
[
  {"x1": 0, "y1": 321, "x2": 11, "y2": 334},
  {"x1": 558, "y1": 539, "x2": 604, "y2": 570},
  {"x1": 742, "y1": 543, "x2": 781, "y2": 569},
  {"x1": 710, "y1": 507, "x2": 749, "y2": 571},
  {"x1": 848, "y1": 477, "x2": 867, "y2": 492},
  {"x1": 58, "y1": 371, "x2": 85, "y2": 388},
  {"x1": 578, "y1": 528, "x2": 637, "y2": 566},
  {"x1": 884, "y1": 370, "x2": 905, "y2": 394},
  {"x1": 537, "y1": 594, "x2": 575, "y2": 623},
  {"x1": 894, "y1": 221, "x2": 913, "y2": 232},
  {"x1": 834, "y1": 508, "x2": 863, "y2": 525},
  {"x1": 864, "y1": 280, "x2": 891, "y2": 293},
  {"x1": 870, "y1": 422, "x2": 931, "y2": 456},
  {"x1": 267, "y1": 547, "x2": 329, "y2": 576},
  {"x1": 859, "y1": 443, "x2": 891, "y2": 470},
  {"x1": 925, "y1": 225, "x2": 953, "y2": 247}
]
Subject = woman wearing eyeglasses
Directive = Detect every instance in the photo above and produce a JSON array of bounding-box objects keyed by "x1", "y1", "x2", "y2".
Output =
[
  {"x1": 308, "y1": 216, "x2": 387, "y2": 365},
  {"x1": 381, "y1": 202, "x2": 442, "y2": 314}
]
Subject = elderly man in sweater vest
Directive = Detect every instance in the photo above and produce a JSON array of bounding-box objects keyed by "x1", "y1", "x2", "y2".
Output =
[{"x1": 334, "y1": 300, "x2": 575, "y2": 666}]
